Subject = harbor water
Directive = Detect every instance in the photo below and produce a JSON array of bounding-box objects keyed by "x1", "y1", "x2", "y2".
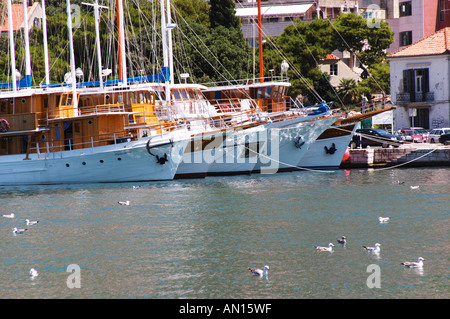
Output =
[{"x1": 0, "y1": 167, "x2": 448, "y2": 299}]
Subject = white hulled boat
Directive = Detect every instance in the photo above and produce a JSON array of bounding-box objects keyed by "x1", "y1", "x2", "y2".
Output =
[{"x1": 0, "y1": 0, "x2": 192, "y2": 185}]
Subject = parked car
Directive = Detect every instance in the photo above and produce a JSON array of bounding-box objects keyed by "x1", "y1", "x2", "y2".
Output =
[
  {"x1": 427, "y1": 128, "x2": 450, "y2": 143},
  {"x1": 438, "y1": 133, "x2": 450, "y2": 145},
  {"x1": 410, "y1": 127, "x2": 429, "y2": 139},
  {"x1": 350, "y1": 128, "x2": 404, "y2": 148},
  {"x1": 399, "y1": 129, "x2": 425, "y2": 143}
]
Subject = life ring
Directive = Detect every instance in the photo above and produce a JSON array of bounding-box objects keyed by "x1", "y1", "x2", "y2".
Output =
[{"x1": 0, "y1": 119, "x2": 9, "y2": 133}]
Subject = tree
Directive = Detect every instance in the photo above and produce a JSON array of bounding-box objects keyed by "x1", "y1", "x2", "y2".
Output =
[
  {"x1": 337, "y1": 78, "x2": 360, "y2": 105},
  {"x1": 209, "y1": 0, "x2": 240, "y2": 30}
]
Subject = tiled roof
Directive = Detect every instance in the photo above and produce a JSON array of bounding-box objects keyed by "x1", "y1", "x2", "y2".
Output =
[
  {"x1": 324, "y1": 53, "x2": 340, "y2": 60},
  {"x1": 388, "y1": 27, "x2": 450, "y2": 58},
  {"x1": 0, "y1": 4, "x2": 32, "y2": 32}
]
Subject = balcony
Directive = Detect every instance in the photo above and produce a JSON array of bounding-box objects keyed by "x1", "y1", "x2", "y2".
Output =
[{"x1": 396, "y1": 92, "x2": 434, "y2": 103}]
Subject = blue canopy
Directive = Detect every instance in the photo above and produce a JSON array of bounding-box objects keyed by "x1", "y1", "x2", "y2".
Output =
[{"x1": 0, "y1": 67, "x2": 169, "y2": 90}]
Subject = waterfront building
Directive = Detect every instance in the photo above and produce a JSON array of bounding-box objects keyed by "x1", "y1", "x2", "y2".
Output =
[{"x1": 388, "y1": 27, "x2": 450, "y2": 130}]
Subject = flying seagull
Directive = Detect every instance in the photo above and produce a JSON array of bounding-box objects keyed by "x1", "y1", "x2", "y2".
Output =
[{"x1": 248, "y1": 265, "x2": 269, "y2": 278}]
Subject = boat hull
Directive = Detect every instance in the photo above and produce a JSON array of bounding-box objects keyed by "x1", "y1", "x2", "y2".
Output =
[
  {"x1": 0, "y1": 137, "x2": 187, "y2": 185},
  {"x1": 296, "y1": 123, "x2": 357, "y2": 170},
  {"x1": 253, "y1": 115, "x2": 339, "y2": 173}
]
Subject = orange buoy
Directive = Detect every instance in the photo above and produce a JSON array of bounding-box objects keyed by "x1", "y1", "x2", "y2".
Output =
[{"x1": 342, "y1": 149, "x2": 350, "y2": 162}]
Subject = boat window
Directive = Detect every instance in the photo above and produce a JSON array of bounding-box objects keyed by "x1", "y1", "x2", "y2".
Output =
[
  {"x1": 173, "y1": 91, "x2": 181, "y2": 100},
  {"x1": 180, "y1": 90, "x2": 188, "y2": 100},
  {"x1": 60, "y1": 95, "x2": 66, "y2": 106},
  {"x1": 265, "y1": 86, "x2": 273, "y2": 98}
]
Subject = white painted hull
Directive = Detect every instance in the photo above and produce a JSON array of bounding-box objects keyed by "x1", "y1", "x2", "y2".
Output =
[
  {"x1": 253, "y1": 115, "x2": 339, "y2": 173},
  {"x1": 0, "y1": 136, "x2": 187, "y2": 185},
  {"x1": 206, "y1": 125, "x2": 266, "y2": 176},
  {"x1": 182, "y1": 114, "x2": 337, "y2": 177},
  {"x1": 297, "y1": 124, "x2": 357, "y2": 170}
]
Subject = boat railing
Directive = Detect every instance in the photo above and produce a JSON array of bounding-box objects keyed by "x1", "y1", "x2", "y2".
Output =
[
  {"x1": 340, "y1": 96, "x2": 392, "y2": 116},
  {"x1": 79, "y1": 103, "x2": 126, "y2": 115},
  {"x1": 201, "y1": 76, "x2": 290, "y2": 87},
  {"x1": 34, "y1": 130, "x2": 154, "y2": 157}
]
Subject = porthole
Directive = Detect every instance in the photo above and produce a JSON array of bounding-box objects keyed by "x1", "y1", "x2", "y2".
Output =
[
  {"x1": 117, "y1": 157, "x2": 122, "y2": 161},
  {"x1": 66, "y1": 163, "x2": 70, "y2": 167},
  {"x1": 82, "y1": 162, "x2": 86, "y2": 165},
  {"x1": 99, "y1": 160, "x2": 104, "y2": 163}
]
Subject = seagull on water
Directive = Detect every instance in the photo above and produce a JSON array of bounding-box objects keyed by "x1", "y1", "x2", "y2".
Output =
[
  {"x1": 13, "y1": 227, "x2": 27, "y2": 235},
  {"x1": 363, "y1": 243, "x2": 381, "y2": 253},
  {"x1": 401, "y1": 257, "x2": 425, "y2": 268},
  {"x1": 133, "y1": 186, "x2": 141, "y2": 190},
  {"x1": 248, "y1": 265, "x2": 269, "y2": 278},
  {"x1": 2, "y1": 213, "x2": 14, "y2": 218},
  {"x1": 337, "y1": 236, "x2": 347, "y2": 244},
  {"x1": 118, "y1": 200, "x2": 130, "y2": 206},
  {"x1": 378, "y1": 216, "x2": 391, "y2": 223},
  {"x1": 29, "y1": 268, "x2": 39, "y2": 277},
  {"x1": 26, "y1": 219, "x2": 39, "y2": 226},
  {"x1": 410, "y1": 185, "x2": 420, "y2": 190},
  {"x1": 314, "y1": 243, "x2": 334, "y2": 252}
]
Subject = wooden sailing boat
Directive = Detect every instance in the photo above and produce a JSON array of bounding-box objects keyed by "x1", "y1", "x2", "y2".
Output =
[{"x1": 0, "y1": 0, "x2": 191, "y2": 185}]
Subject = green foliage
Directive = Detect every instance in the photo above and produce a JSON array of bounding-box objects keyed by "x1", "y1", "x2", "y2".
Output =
[
  {"x1": 264, "y1": 13, "x2": 394, "y2": 106},
  {"x1": 209, "y1": 0, "x2": 240, "y2": 30},
  {"x1": 0, "y1": 2, "x2": 393, "y2": 104}
]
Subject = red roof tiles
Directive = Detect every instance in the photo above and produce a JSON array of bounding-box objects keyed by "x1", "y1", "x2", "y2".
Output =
[
  {"x1": 0, "y1": 4, "x2": 32, "y2": 32},
  {"x1": 388, "y1": 27, "x2": 450, "y2": 58}
]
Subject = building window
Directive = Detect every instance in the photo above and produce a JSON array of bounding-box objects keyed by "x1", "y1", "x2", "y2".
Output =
[
  {"x1": 400, "y1": 1, "x2": 412, "y2": 17},
  {"x1": 266, "y1": 17, "x2": 279, "y2": 23},
  {"x1": 330, "y1": 64, "x2": 338, "y2": 76},
  {"x1": 439, "y1": 0, "x2": 446, "y2": 21},
  {"x1": 400, "y1": 31, "x2": 412, "y2": 46},
  {"x1": 402, "y1": 68, "x2": 431, "y2": 102}
]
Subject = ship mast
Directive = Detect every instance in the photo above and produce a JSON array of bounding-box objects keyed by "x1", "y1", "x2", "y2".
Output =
[
  {"x1": 257, "y1": 0, "x2": 263, "y2": 83},
  {"x1": 82, "y1": 0, "x2": 108, "y2": 89},
  {"x1": 66, "y1": 0, "x2": 78, "y2": 111},
  {"x1": 116, "y1": 0, "x2": 127, "y2": 85},
  {"x1": 7, "y1": 0, "x2": 17, "y2": 92},
  {"x1": 160, "y1": 0, "x2": 170, "y2": 103},
  {"x1": 22, "y1": 0, "x2": 31, "y2": 88},
  {"x1": 41, "y1": 0, "x2": 50, "y2": 86}
]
